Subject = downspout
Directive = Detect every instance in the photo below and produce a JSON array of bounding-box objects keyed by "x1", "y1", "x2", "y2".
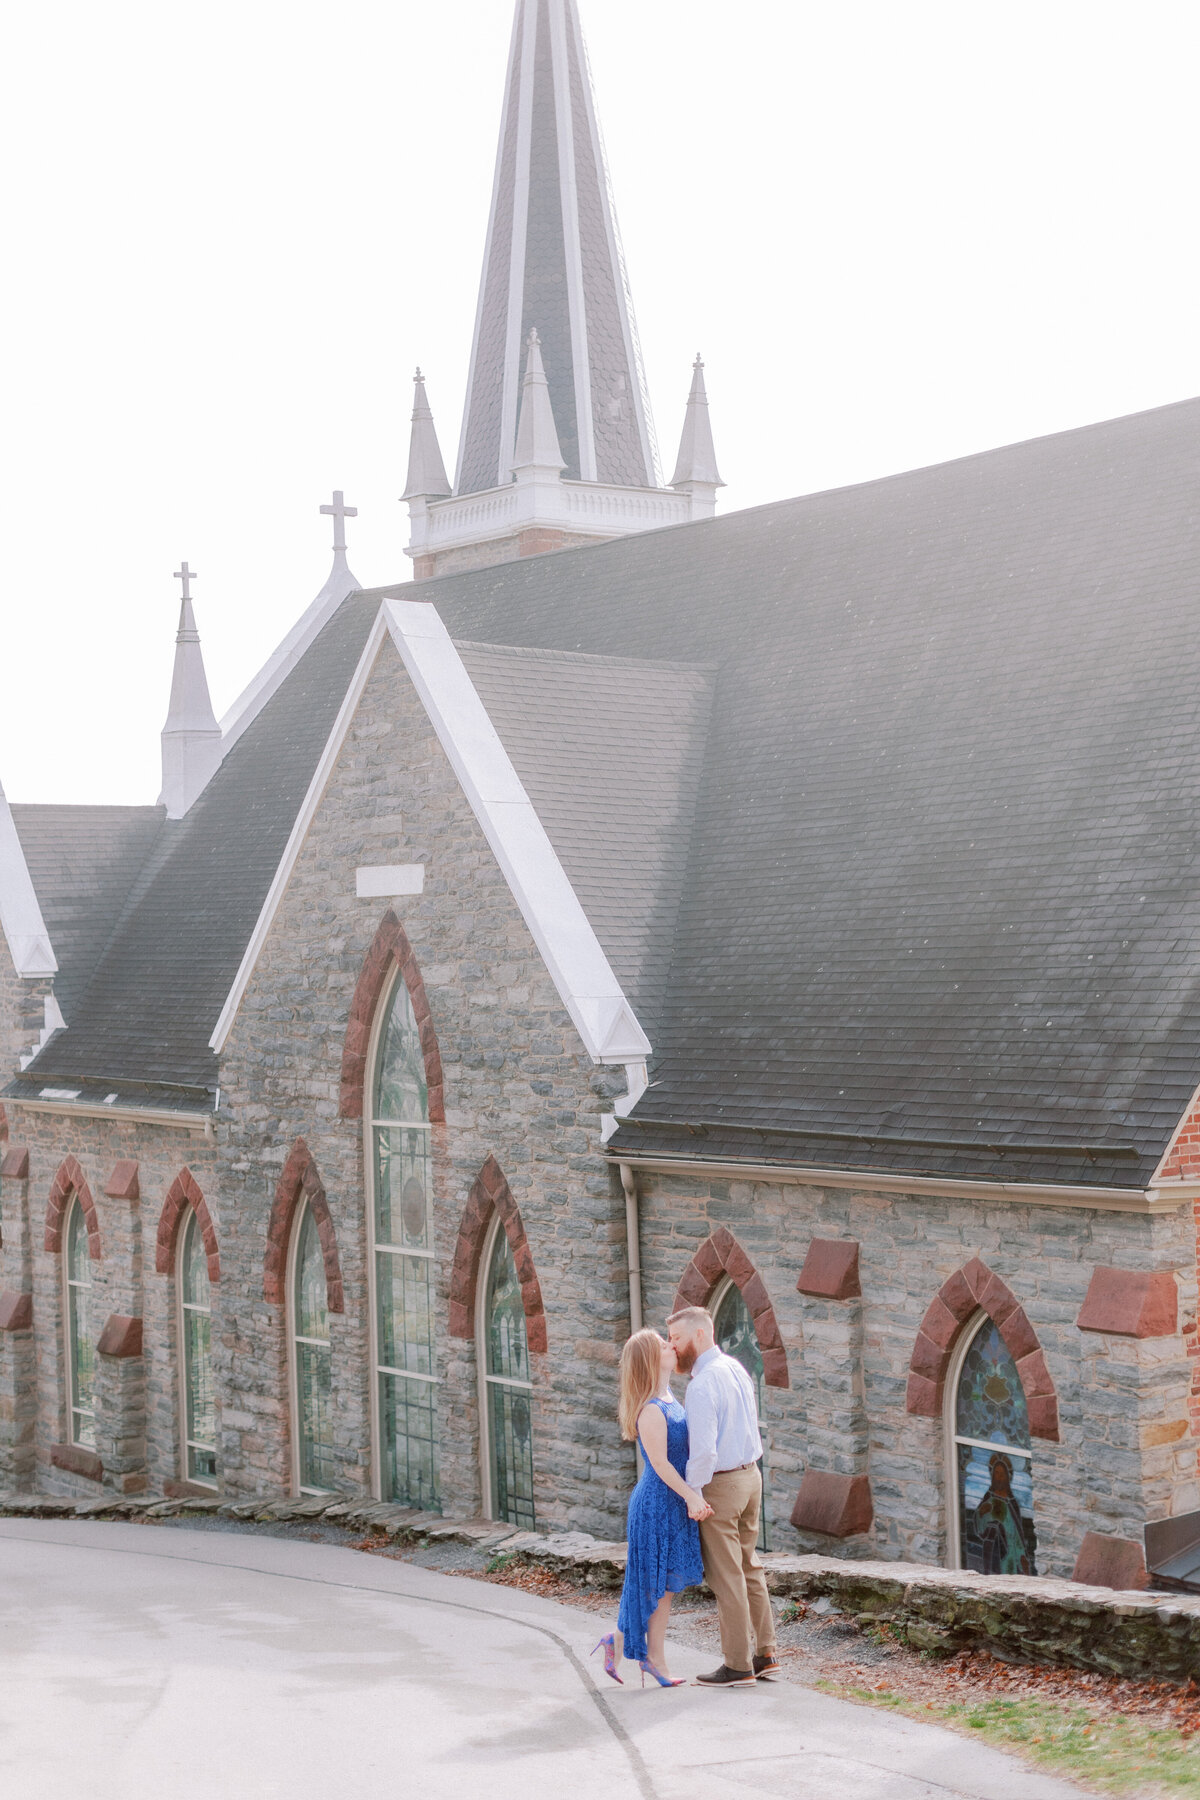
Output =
[{"x1": 620, "y1": 1161, "x2": 643, "y2": 1333}]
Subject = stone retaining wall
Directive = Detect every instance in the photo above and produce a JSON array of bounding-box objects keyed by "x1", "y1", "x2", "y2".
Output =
[{"x1": 5, "y1": 1491, "x2": 1197, "y2": 1684}]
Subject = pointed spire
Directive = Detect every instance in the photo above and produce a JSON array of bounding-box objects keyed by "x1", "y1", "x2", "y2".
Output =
[
  {"x1": 670, "y1": 355, "x2": 724, "y2": 519},
  {"x1": 456, "y1": 0, "x2": 659, "y2": 494},
  {"x1": 402, "y1": 369, "x2": 452, "y2": 501},
  {"x1": 160, "y1": 563, "x2": 222, "y2": 820},
  {"x1": 512, "y1": 329, "x2": 566, "y2": 476}
]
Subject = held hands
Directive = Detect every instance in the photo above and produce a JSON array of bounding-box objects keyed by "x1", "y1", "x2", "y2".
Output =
[{"x1": 686, "y1": 1488, "x2": 714, "y2": 1522}]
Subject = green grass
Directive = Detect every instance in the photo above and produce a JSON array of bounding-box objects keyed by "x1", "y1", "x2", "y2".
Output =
[{"x1": 823, "y1": 1686, "x2": 1200, "y2": 1797}]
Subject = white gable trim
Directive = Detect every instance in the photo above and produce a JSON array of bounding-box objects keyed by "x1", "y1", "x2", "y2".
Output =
[
  {"x1": 209, "y1": 599, "x2": 652, "y2": 1067},
  {"x1": 0, "y1": 779, "x2": 57, "y2": 978},
  {"x1": 217, "y1": 552, "x2": 361, "y2": 759}
]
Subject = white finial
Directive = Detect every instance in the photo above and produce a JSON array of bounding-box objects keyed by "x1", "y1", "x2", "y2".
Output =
[
  {"x1": 160, "y1": 565, "x2": 221, "y2": 820},
  {"x1": 319, "y1": 490, "x2": 357, "y2": 556},
  {"x1": 670, "y1": 352, "x2": 724, "y2": 517},
  {"x1": 512, "y1": 327, "x2": 566, "y2": 478},
  {"x1": 402, "y1": 370, "x2": 452, "y2": 502}
]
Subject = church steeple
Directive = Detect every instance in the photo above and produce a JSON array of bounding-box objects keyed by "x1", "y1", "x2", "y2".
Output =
[
  {"x1": 405, "y1": 0, "x2": 719, "y2": 580},
  {"x1": 159, "y1": 563, "x2": 221, "y2": 820},
  {"x1": 455, "y1": 0, "x2": 658, "y2": 495}
]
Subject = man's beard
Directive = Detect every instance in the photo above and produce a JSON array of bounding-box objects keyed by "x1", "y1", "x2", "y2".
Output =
[{"x1": 673, "y1": 1340, "x2": 697, "y2": 1374}]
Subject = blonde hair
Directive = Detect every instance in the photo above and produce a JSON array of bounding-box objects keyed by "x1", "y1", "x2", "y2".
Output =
[{"x1": 618, "y1": 1329, "x2": 665, "y2": 1441}]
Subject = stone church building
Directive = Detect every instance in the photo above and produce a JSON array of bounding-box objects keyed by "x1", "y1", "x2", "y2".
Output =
[{"x1": 2, "y1": 0, "x2": 1199, "y2": 1591}]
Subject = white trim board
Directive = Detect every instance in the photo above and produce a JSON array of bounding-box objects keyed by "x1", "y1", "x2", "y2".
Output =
[
  {"x1": 217, "y1": 552, "x2": 362, "y2": 760},
  {"x1": 0, "y1": 778, "x2": 57, "y2": 977},
  {"x1": 210, "y1": 598, "x2": 651, "y2": 1068}
]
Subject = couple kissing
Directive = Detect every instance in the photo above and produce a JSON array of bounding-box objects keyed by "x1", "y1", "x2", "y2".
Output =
[{"x1": 593, "y1": 1305, "x2": 780, "y2": 1689}]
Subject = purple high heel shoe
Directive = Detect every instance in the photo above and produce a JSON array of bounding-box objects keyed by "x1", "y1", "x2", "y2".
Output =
[
  {"x1": 592, "y1": 1632, "x2": 623, "y2": 1683},
  {"x1": 638, "y1": 1656, "x2": 685, "y2": 1688}
]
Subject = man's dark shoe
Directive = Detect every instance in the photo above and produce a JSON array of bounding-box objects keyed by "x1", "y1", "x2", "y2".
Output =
[
  {"x1": 753, "y1": 1652, "x2": 781, "y2": 1680},
  {"x1": 695, "y1": 1663, "x2": 757, "y2": 1687}
]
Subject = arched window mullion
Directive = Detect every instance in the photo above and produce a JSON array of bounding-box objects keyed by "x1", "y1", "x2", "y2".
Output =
[
  {"x1": 290, "y1": 1199, "x2": 335, "y2": 1494},
  {"x1": 711, "y1": 1274, "x2": 769, "y2": 1550},
  {"x1": 64, "y1": 1196, "x2": 95, "y2": 1449},
  {"x1": 946, "y1": 1308, "x2": 1037, "y2": 1575},
  {"x1": 477, "y1": 1211, "x2": 535, "y2": 1528},
  {"x1": 367, "y1": 967, "x2": 440, "y2": 1511},
  {"x1": 178, "y1": 1208, "x2": 218, "y2": 1488}
]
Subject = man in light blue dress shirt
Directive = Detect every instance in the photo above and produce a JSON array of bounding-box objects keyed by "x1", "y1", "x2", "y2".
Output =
[{"x1": 668, "y1": 1305, "x2": 779, "y2": 1687}]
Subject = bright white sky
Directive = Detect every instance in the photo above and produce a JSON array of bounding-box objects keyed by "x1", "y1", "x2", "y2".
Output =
[{"x1": 3, "y1": 1, "x2": 1198, "y2": 803}]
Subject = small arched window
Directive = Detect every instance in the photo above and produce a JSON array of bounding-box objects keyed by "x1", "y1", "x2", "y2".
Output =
[
  {"x1": 291, "y1": 1201, "x2": 335, "y2": 1493},
  {"x1": 64, "y1": 1197, "x2": 96, "y2": 1449},
  {"x1": 947, "y1": 1310, "x2": 1037, "y2": 1574},
  {"x1": 368, "y1": 973, "x2": 439, "y2": 1510},
  {"x1": 178, "y1": 1209, "x2": 218, "y2": 1487},
  {"x1": 712, "y1": 1277, "x2": 768, "y2": 1550},
  {"x1": 478, "y1": 1216, "x2": 535, "y2": 1528}
]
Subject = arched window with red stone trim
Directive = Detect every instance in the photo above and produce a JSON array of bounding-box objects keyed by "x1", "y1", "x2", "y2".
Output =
[
  {"x1": 906, "y1": 1257, "x2": 1059, "y2": 1576},
  {"x1": 671, "y1": 1225, "x2": 789, "y2": 1389},
  {"x1": 156, "y1": 1170, "x2": 221, "y2": 1489}
]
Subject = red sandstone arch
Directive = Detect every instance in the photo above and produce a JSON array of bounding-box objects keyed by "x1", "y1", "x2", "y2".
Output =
[
  {"x1": 0, "y1": 1103, "x2": 8, "y2": 1142},
  {"x1": 339, "y1": 908, "x2": 444, "y2": 1123},
  {"x1": 263, "y1": 1139, "x2": 344, "y2": 1312},
  {"x1": 672, "y1": 1226, "x2": 790, "y2": 1389},
  {"x1": 44, "y1": 1156, "x2": 100, "y2": 1258},
  {"x1": 155, "y1": 1168, "x2": 221, "y2": 1282},
  {"x1": 448, "y1": 1155, "x2": 547, "y2": 1354},
  {"x1": 905, "y1": 1256, "x2": 1060, "y2": 1441}
]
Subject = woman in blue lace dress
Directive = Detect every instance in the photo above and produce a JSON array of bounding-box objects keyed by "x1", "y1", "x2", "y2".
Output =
[{"x1": 593, "y1": 1328, "x2": 709, "y2": 1687}]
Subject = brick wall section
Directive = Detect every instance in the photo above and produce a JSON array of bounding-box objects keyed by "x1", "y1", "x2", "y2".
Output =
[
  {"x1": 214, "y1": 644, "x2": 636, "y2": 1532},
  {"x1": 636, "y1": 1170, "x2": 1199, "y2": 1572}
]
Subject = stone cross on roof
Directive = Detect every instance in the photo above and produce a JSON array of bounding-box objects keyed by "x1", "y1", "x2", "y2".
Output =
[
  {"x1": 174, "y1": 562, "x2": 197, "y2": 602},
  {"x1": 320, "y1": 490, "x2": 358, "y2": 554}
]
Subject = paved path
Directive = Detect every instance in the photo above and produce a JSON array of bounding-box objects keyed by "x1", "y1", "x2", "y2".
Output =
[{"x1": 0, "y1": 1520, "x2": 1086, "y2": 1800}]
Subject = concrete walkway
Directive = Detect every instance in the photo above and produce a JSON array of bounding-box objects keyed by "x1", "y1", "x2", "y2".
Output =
[{"x1": 0, "y1": 1520, "x2": 1087, "y2": 1800}]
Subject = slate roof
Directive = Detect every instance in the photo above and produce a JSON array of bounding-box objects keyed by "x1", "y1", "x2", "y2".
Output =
[
  {"x1": 457, "y1": 642, "x2": 713, "y2": 1037},
  {"x1": 10, "y1": 805, "x2": 162, "y2": 1022},
  {"x1": 9, "y1": 394, "x2": 1200, "y2": 1192},
  {"x1": 399, "y1": 395, "x2": 1200, "y2": 1190},
  {"x1": 8, "y1": 592, "x2": 382, "y2": 1100}
]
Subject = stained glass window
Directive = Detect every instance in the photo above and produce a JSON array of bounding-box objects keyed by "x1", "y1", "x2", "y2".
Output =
[
  {"x1": 180, "y1": 1209, "x2": 218, "y2": 1486},
  {"x1": 952, "y1": 1314, "x2": 1037, "y2": 1575},
  {"x1": 371, "y1": 975, "x2": 440, "y2": 1511},
  {"x1": 483, "y1": 1226, "x2": 535, "y2": 1529},
  {"x1": 714, "y1": 1281, "x2": 768, "y2": 1550},
  {"x1": 293, "y1": 1202, "x2": 336, "y2": 1492},
  {"x1": 65, "y1": 1198, "x2": 95, "y2": 1449}
]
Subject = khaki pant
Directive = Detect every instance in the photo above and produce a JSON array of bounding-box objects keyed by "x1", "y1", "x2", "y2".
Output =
[{"x1": 698, "y1": 1466, "x2": 776, "y2": 1673}]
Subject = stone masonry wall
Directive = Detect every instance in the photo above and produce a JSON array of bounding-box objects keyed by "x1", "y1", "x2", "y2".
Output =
[
  {"x1": 635, "y1": 1169, "x2": 1199, "y2": 1576},
  {"x1": 0, "y1": 1111, "x2": 220, "y2": 1499},
  {"x1": 215, "y1": 641, "x2": 637, "y2": 1536}
]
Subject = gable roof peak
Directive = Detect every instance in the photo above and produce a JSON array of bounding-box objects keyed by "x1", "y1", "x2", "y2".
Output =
[{"x1": 402, "y1": 368, "x2": 452, "y2": 501}]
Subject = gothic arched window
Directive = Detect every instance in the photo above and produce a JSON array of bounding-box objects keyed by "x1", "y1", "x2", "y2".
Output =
[
  {"x1": 948, "y1": 1310, "x2": 1037, "y2": 1575},
  {"x1": 64, "y1": 1196, "x2": 96, "y2": 1449},
  {"x1": 178, "y1": 1208, "x2": 217, "y2": 1487},
  {"x1": 291, "y1": 1200, "x2": 335, "y2": 1492},
  {"x1": 369, "y1": 974, "x2": 439, "y2": 1510},
  {"x1": 478, "y1": 1216, "x2": 535, "y2": 1528},
  {"x1": 712, "y1": 1277, "x2": 768, "y2": 1550}
]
